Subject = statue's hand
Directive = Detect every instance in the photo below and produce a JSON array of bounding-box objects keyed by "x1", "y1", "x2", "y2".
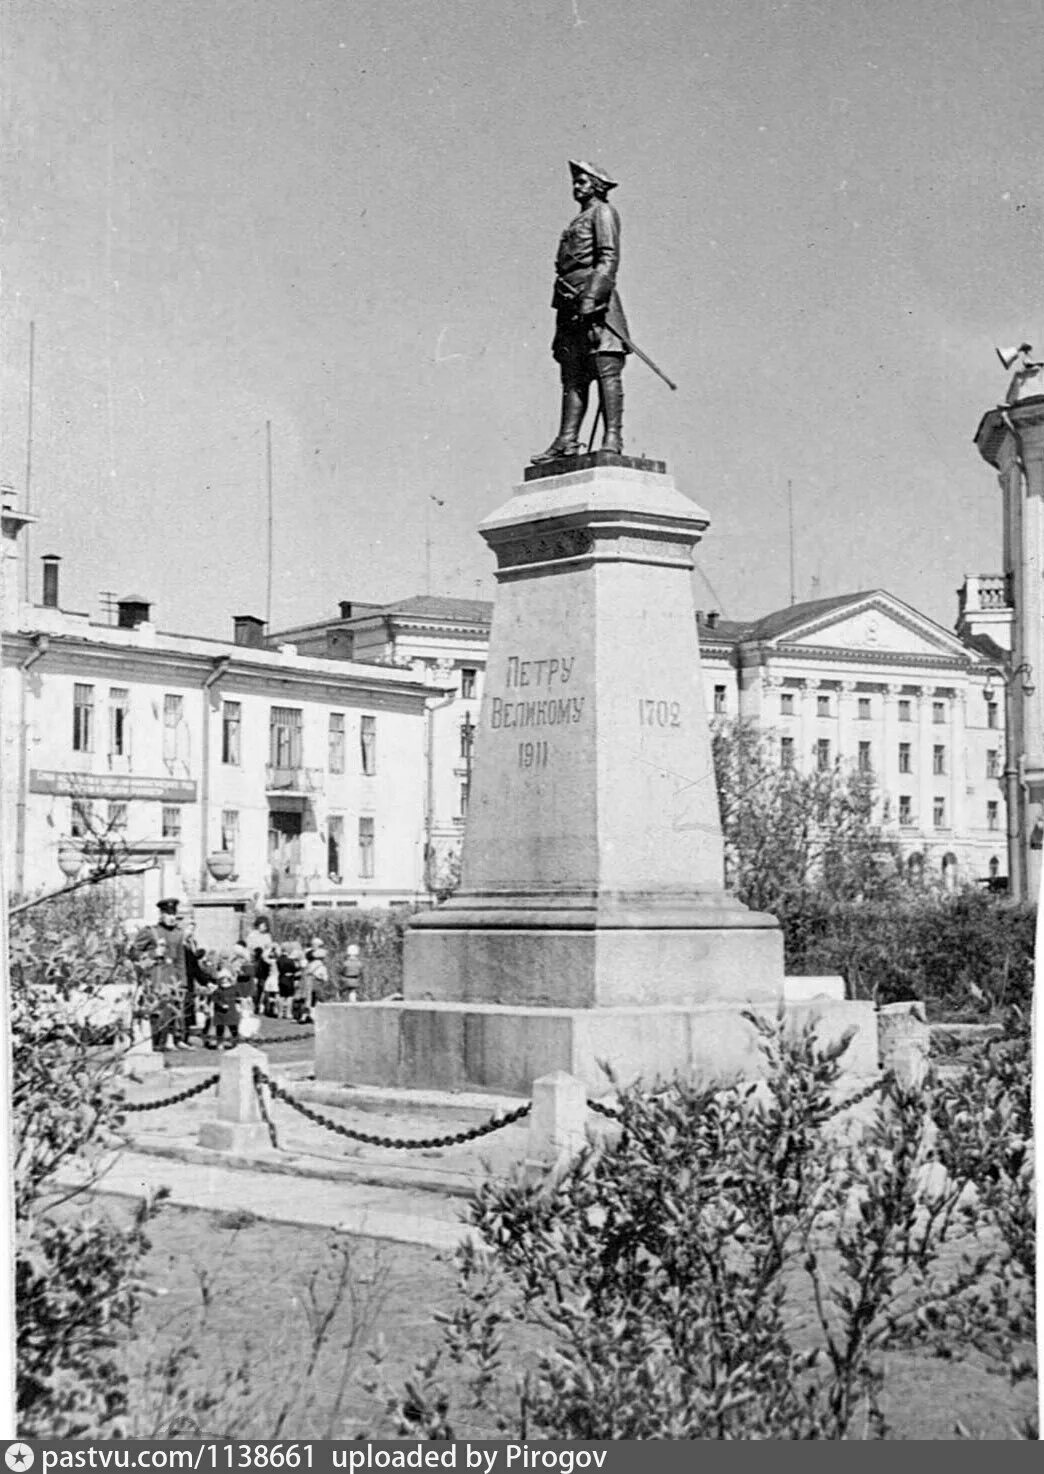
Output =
[{"x1": 576, "y1": 299, "x2": 604, "y2": 319}]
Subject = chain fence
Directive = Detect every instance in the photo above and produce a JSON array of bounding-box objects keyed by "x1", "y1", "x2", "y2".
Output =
[
  {"x1": 586, "y1": 1071, "x2": 891, "y2": 1123},
  {"x1": 120, "y1": 1073, "x2": 221, "y2": 1113},
  {"x1": 252, "y1": 1067, "x2": 531, "y2": 1152}
]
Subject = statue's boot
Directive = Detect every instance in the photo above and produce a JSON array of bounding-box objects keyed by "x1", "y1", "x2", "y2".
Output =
[
  {"x1": 530, "y1": 382, "x2": 588, "y2": 464},
  {"x1": 595, "y1": 354, "x2": 624, "y2": 455}
]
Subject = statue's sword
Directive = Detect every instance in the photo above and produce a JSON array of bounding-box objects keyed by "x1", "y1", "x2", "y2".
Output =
[{"x1": 599, "y1": 321, "x2": 678, "y2": 392}]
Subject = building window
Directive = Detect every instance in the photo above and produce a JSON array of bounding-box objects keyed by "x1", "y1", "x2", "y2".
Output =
[
  {"x1": 780, "y1": 735, "x2": 795, "y2": 768},
  {"x1": 162, "y1": 806, "x2": 182, "y2": 840},
  {"x1": 327, "y1": 814, "x2": 344, "y2": 881},
  {"x1": 162, "y1": 694, "x2": 183, "y2": 763},
  {"x1": 932, "y1": 745, "x2": 946, "y2": 776},
  {"x1": 816, "y1": 738, "x2": 831, "y2": 771},
  {"x1": 108, "y1": 688, "x2": 130, "y2": 757},
  {"x1": 987, "y1": 800, "x2": 1000, "y2": 831},
  {"x1": 461, "y1": 667, "x2": 477, "y2": 699},
  {"x1": 221, "y1": 701, "x2": 241, "y2": 765},
  {"x1": 713, "y1": 685, "x2": 727, "y2": 714},
  {"x1": 986, "y1": 700, "x2": 999, "y2": 729},
  {"x1": 360, "y1": 715, "x2": 376, "y2": 775},
  {"x1": 358, "y1": 815, "x2": 375, "y2": 878},
  {"x1": 460, "y1": 719, "x2": 476, "y2": 761},
  {"x1": 106, "y1": 801, "x2": 128, "y2": 832},
  {"x1": 328, "y1": 712, "x2": 346, "y2": 773},
  {"x1": 898, "y1": 742, "x2": 911, "y2": 774},
  {"x1": 269, "y1": 706, "x2": 303, "y2": 769},
  {"x1": 898, "y1": 698, "x2": 912, "y2": 723},
  {"x1": 933, "y1": 796, "x2": 946, "y2": 828},
  {"x1": 70, "y1": 799, "x2": 93, "y2": 837},
  {"x1": 816, "y1": 694, "x2": 830, "y2": 718},
  {"x1": 72, "y1": 684, "x2": 94, "y2": 752},
  {"x1": 221, "y1": 809, "x2": 239, "y2": 859},
  {"x1": 858, "y1": 741, "x2": 872, "y2": 773},
  {"x1": 780, "y1": 692, "x2": 795, "y2": 717},
  {"x1": 986, "y1": 749, "x2": 1000, "y2": 778},
  {"x1": 858, "y1": 697, "x2": 871, "y2": 721},
  {"x1": 932, "y1": 700, "x2": 946, "y2": 725},
  {"x1": 898, "y1": 795, "x2": 912, "y2": 826}
]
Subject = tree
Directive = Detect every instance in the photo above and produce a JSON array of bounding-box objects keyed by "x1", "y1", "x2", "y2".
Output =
[{"x1": 710, "y1": 717, "x2": 901, "y2": 914}]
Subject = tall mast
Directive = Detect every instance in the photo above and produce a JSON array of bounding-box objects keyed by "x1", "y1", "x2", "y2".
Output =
[
  {"x1": 265, "y1": 419, "x2": 273, "y2": 632},
  {"x1": 23, "y1": 322, "x2": 35, "y2": 601}
]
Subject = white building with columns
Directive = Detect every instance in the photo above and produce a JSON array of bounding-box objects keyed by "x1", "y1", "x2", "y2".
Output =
[{"x1": 276, "y1": 582, "x2": 1009, "y2": 889}]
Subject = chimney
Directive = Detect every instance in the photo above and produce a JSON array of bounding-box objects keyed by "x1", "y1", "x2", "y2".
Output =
[
  {"x1": 233, "y1": 614, "x2": 266, "y2": 648},
  {"x1": 339, "y1": 600, "x2": 353, "y2": 620},
  {"x1": 41, "y1": 555, "x2": 60, "y2": 608},
  {"x1": 706, "y1": 610, "x2": 720, "y2": 630},
  {"x1": 117, "y1": 594, "x2": 151, "y2": 629}
]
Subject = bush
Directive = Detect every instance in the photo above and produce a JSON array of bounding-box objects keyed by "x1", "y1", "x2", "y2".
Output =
[
  {"x1": 779, "y1": 891, "x2": 1035, "y2": 1017},
  {"x1": 269, "y1": 907, "x2": 412, "y2": 999},
  {"x1": 386, "y1": 1015, "x2": 1035, "y2": 1440},
  {"x1": 11, "y1": 908, "x2": 164, "y2": 1437}
]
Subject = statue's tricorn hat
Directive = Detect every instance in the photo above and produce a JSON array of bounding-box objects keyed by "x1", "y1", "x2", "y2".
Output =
[{"x1": 568, "y1": 159, "x2": 618, "y2": 191}]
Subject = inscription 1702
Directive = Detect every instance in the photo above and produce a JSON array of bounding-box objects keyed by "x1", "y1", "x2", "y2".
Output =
[{"x1": 638, "y1": 698, "x2": 682, "y2": 728}]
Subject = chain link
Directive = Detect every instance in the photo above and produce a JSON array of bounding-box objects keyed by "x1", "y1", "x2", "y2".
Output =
[
  {"x1": 252, "y1": 1069, "x2": 280, "y2": 1149},
  {"x1": 240, "y1": 1028, "x2": 315, "y2": 1048},
  {"x1": 587, "y1": 1072, "x2": 890, "y2": 1124},
  {"x1": 253, "y1": 1068, "x2": 531, "y2": 1149},
  {"x1": 823, "y1": 1071, "x2": 890, "y2": 1120},
  {"x1": 121, "y1": 1073, "x2": 221, "y2": 1113}
]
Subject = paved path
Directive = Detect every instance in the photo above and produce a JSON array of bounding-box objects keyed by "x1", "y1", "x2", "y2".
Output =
[{"x1": 77, "y1": 1147, "x2": 477, "y2": 1251}]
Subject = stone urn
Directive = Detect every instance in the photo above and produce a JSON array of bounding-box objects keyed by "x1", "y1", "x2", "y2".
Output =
[{"x1": 206, "y1": 850, "x2": 235, "y2": 883}]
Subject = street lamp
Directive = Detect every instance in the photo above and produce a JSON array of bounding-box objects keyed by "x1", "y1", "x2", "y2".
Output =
[
  {"x1": 461, "y1": 712, "x2": 475, "y2": 816},
  {"x1": 983, "y1": 662, "x2": 1035, "y2": 702}
]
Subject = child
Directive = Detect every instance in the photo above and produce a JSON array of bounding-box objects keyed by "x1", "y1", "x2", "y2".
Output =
[
  {"x1": 209, "y1": 965, "x2": 239, "y2": 1050},
  {"x1": 344, "y1": 943, "x2": 363, "y2": 1003},
  {"x1": 275, "y1": 943, "x2": 299, "y2": 1021}
]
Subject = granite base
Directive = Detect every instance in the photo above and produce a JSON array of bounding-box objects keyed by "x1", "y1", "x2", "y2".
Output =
[{"x1": 314, "y1": 997, "x2": 878, "y2": 1097}]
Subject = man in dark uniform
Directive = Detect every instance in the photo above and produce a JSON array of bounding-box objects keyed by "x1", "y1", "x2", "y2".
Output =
[
  {"x1": 133, "y1": 897, "x2": 192, "y2": 1051},
  {"x1": 531, "y1": 159, "x2": 631, "y2": 463}
]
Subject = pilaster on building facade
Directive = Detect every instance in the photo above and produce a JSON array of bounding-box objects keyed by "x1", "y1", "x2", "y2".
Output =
[{"x1": 975, "y1": 361, "x2": 1044, "y2": 898}]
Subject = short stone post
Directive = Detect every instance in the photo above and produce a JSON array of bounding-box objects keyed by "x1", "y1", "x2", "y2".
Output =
[
  {"x1": 198, "y1": 1045, "x2": 273, "y2": 1153},
  {"x1": 877, "y1": 1002, "x2": 930, "y2": 1089},
  {"x1": 525, "y1": 1071, "x2": 589, "y2": 1184},
  {"x1": 121, "y1": 1017, "x2": 165, "y2": 1076}
]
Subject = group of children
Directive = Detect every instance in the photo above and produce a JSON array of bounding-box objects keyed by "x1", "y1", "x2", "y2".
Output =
[
  {"x1": 198, "y1": 931, "x2": 334, "y2": 1048},
  {"x1": 136, "y1": 900, "x2": 365, "y2": 1052}
]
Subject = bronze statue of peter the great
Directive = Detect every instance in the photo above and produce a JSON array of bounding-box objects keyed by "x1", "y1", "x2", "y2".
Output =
[{"x1": 530, "y1": 159, "x2": 631, "y2": 464}]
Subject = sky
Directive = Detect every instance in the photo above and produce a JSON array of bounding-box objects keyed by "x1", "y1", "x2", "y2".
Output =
[{"x1": 2, "y1": 0, "x2": 1041, "y2": 638}]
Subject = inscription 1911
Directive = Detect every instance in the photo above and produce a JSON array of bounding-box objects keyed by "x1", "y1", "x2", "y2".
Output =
[{"x1": 518, "y1": 740, "x2": 549, "y2": 769}]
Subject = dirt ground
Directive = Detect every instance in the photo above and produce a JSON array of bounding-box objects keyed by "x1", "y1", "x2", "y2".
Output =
[{"x1": 114, "y1": 1199, "x2": 1036, "y2": 1442}]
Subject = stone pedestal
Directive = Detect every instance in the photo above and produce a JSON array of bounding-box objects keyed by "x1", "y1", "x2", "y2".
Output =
[
  {"x1": 198, "y1": 1044, "x2": 272, "y2": 1153},
  {"x1": 324, "y1": 457, "x2": 873, "y2": 1095}
]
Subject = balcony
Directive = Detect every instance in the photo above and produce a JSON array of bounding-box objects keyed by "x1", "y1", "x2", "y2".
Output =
[{"x1": 264, "y1": 764, "x2": 323, "y2": 794}]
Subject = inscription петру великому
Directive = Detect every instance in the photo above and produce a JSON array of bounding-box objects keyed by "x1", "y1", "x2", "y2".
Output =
[
  {"x1": 490, "y1": 696, "x2": 584, "y2": 729},
  {"x1": 489, "y1": 653, "x2": 585, "y2": 731}
]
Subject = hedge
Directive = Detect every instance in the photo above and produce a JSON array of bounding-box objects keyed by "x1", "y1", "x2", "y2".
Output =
[
  {"x1": 268, "y1": 906, "x2": 413, "y2": 1001},
  {"x1": 778, "y1": 890, "x2": 1035, "y2": 1018}
]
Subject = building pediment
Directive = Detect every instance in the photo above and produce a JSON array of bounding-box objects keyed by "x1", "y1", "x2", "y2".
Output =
[{"x1": 759, "y1": 593, "x2": 973, "y2": 662}]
